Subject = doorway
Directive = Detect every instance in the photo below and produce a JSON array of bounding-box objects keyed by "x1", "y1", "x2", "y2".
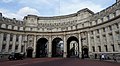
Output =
[
  {"x1": 82, "y1": 46, "x2": 89, "y2": 58},
  {"x1": 27, "y1": 47, "x2": 33, "y2": 58}
]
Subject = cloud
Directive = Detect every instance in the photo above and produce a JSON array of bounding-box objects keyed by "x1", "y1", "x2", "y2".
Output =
[
  {"x1": 2, "y1": 0, "x2": 14, "y2": 3},
  {"x1": 0, "y1": 8, "x2": 22, "y2": 20},
  {"x1": 59, "y1": 0, "x2": 104, "y2": 15},
  {"x1": 17, "y1": 7, "x2": 40, "y2": 16},
  {"x1": 0, "y1": 7, "x2": 40, "y2": 20},
  {"x1": 18, "y1": 0, "x2": 53, "y2": 6},
  {"x1": 0, "y1": 0, "x2": 115, "y2": 20}
]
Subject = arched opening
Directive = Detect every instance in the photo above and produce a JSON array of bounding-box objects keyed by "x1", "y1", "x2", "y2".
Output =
[
  {"x1": 67, "y1": 36, "x2": 79, "y2": 58},
  {"x1": 36, "y1": 38, "x2": 48, "y2": 58},
  {"x1": 82, "y1": 46, "x2": 89, "y2": 58},
  {"x1": 26, "y1": 47, "x2": 33, "y2": 58},
  {"x1": 52, "y1": 38, "x2": 63, "y2": 57}
]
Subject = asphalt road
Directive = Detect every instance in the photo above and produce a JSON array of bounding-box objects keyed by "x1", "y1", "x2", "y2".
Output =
[{"x1": 0, "y1": 58, "x2": 120, "y2": 66}]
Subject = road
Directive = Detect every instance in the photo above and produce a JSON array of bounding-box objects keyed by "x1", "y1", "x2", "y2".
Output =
[{"x1": 0, "y1": 58, "x2": 120, "y2": 66}]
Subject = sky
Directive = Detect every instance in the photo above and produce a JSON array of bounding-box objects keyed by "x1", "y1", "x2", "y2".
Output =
[{"x1": 0, "y1": 0, "x2": 116, "y2": 20}]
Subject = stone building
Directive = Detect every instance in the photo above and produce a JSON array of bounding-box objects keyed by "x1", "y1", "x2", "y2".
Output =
[{"x1": 0, "y1": 0, "x2": 120, "y2": 58}]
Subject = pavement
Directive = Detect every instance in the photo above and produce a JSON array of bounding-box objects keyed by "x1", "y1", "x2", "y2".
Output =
[{"x1": 0, "y1": 58, "x2": 120, "y2": 66}]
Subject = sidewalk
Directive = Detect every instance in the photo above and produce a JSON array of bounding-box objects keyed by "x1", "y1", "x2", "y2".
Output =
[
  {"x1": 0, "y1": 58, "x2": 9, "y2": 62},
  {"x1": 104, "y1": 59, "x2": 120, "y2": 63},
  {"x1": 91, "y1": 59, "x2": 120, "y2": 63}
]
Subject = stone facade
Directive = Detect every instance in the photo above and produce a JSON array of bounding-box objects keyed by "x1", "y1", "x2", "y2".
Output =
[{"x1": 0, "y1": 1, "x2": 120, "y2": 59}]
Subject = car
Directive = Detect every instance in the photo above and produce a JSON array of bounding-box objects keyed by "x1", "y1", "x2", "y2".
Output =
[{"x1": 8, "y1": 53, "x2": 24, "y2": 60}]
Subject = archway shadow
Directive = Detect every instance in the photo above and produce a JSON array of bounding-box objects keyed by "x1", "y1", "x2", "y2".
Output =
[
  {"x1": 67, "y1": 36, "x2": 79, "y2": 58},
  {"x1": 36, "y1": 38, "x2": 48, "y2": 58}
]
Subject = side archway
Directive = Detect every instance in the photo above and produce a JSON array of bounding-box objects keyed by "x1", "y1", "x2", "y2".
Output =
[
  {"x1": 67, "y1": 36, "x2": 79, "y2": 58},
  {"x1": 52, "y1": 37, "x2": 63, "y2": 57},
  {"x1": 26, "y1": 47, "x2": 33, "y2": 58},
  {"x1": 36, "y1": 38, "x2": 48, "y2": 58},
  {"x1": 82, "y1": 46, "x2": 89, "y2": 58}
]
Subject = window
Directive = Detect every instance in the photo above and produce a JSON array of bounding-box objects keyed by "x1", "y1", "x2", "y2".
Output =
[
  {"x1": 82, "y1": 24, "x2": 84, "y2": 27},
  {"x1": 90, "y1": 22, "x2": 92, "y2": 26},
  {"x1": 115, "y1": 23, "x2": 119, "y2": 29},
  {"x1": 103, "y1": 28, "x2": 105, "y2": 32},
  {"x1": 9, "y1": 45, "x2": 12, "y2": 50},
  {"x1": 118, "y1": 44, "x2": 120, "y2": 49},
  {"x1": 96, "y1": 36, "x2": 99, "y2": 38},
  {"x1": 103, "y1": 35, "x2": 106, "y2": 37},
  {"x1": 92, "y1": 46, "x2": 95, "y2": 52},
  {"x1": 16, "y1": 35, "x2": 19, "y2": 42},
  {"x1": 2, "y1": 44, "x2": 6, "y2": 50},
  {"x1": 21, "y1": 46, "x2": 24, "y2": 52},
  {"x1": 109, "y1": 26, "x2": 112, "y2": 31},
  {"x1": 105, "y1": 45, "x2": 108, "y2": 52},
  {"x1": 91, "y1": 31, "x2": 93, "y2": 35},
  {"x1": 111, "y1": 45, "x2": 115, "y2": 52},
  {"x1": 3, "y1": 34, "x2": 7, "y2": 41},
  {"x1": 98, "y1": 46, "x2": 101, "y2": 52},
  {"x1": 15, "y1": 45, "x2": 18, "y2": 50},
  {"x1": 10, "y1": 34, "x2": 13, "y2": 41},
  {"x1": 97, "y1": 29, "x2": 99, "y2": 34}
]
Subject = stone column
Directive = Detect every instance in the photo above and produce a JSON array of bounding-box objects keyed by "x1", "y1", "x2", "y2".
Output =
[
  {"x1": 48, "y1": 35, "x2": 52, "y2": 57},
  {"x1": 93, "y1": 31, "x2": 97, "y2": 52},
  {"x1": 33, "y1": 35, "x2": 36, "y2": 58},
  {"x1": 78, "y1": 33, "x2": 82, "y2": 58},
  {"x1": 112, "y1": 26, "x2": 119, "y2": 52},
  {"x1": 0, "y1": 33, "x2": 3, "y2": 52},
  {"x1": 105, "y1": 28, "x2": 111, "y2": 52},
  {"x1": 12, "y1": 35, "x2": 16, "y2": 52},
  {"x1": 87, "y1": 32, "x2": 92, "y2": 57},
  {"x1": 5, "y1": 34, "x2": 10, "y2": 53},
  {"x1": 24, "y1": 35, "x2": 27, "y2": 56},
  {"x1": 118, "y1": 23, "x2": 120, "y2": 52},
  {"x1": 99, "y1": 29, "x2": 105, "y2": 52},
  {"x1": 63, "y1": 35, "x2": 67, "y2": 58},
  {"x1": 18, "y1": 35, "x2": 22, "y2": 53}
]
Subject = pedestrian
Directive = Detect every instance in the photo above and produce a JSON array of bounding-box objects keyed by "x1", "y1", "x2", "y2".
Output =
[
  {"x1": 113, "y1": 54, "x2": 117, "y2": 62},
  {"x1": 101, "y1": 54, "x2": 105, "y2": 60}
]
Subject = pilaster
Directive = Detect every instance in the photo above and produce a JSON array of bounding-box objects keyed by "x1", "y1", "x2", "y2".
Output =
[
  {"x1": 18, "y1": 35, "x2": 22, "y2": 53},
  {"x1": 48, "y1": 35, "x2": 52, "y2": 57},
  {"x1": 78, "y1": 33, "x2": 82, "y2": 58},
  {"x1": 5, "y1": 34, "x2": 10, "y2": 53},
  {"x1": 93, "y1": 31, "x2": 97, "y2": 52},
  {"x1": 105, "y1": 28, "x2": 111, "y2": 52},
  {"x1": 0, "y1": 33, "x2": 3, "y2": 52},
  {"x1": 12, "y1": 35, "x2": 16, "y2": 52},
  {"x1": 63, "y1": 35, "x2": 67, "y2": 58},
  {"x1": 33, "y1": 35, "x2": 36, "y2": 58},
  {"x1": 112, "y1": 26, "x2": 119, "y2": 52},
  {"x1": 99, "y1": 29, "x2": 105, "y2": 52}
]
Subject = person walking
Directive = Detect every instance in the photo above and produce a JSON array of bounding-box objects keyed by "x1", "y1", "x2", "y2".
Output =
[
  {"x1": 101, "y1": 54, "x2": 105, "y2": 60},
  {"x1": 113, "y1": 54, "x2": 117, "y2": 62}
]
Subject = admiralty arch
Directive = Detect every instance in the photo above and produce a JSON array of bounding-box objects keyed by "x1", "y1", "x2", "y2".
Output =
[{"x1": 0, "y1": 0, "x2": 120, "y2": 58}]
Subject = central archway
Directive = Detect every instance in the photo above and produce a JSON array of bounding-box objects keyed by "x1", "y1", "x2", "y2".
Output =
[
  {"x1": 67, "y1": 36, "x2": 79, "y2": 58},
  {"x1": 52, "y1": 37, "x2": 63, "y2": 57},
  {"x1": 36, "y1": 38, "x2": 48, "y2": 58}
]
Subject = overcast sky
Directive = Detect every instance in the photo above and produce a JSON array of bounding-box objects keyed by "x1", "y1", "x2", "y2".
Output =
[{"x1": 0, "y1": 0, "x2": 116, "y2": 20}]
